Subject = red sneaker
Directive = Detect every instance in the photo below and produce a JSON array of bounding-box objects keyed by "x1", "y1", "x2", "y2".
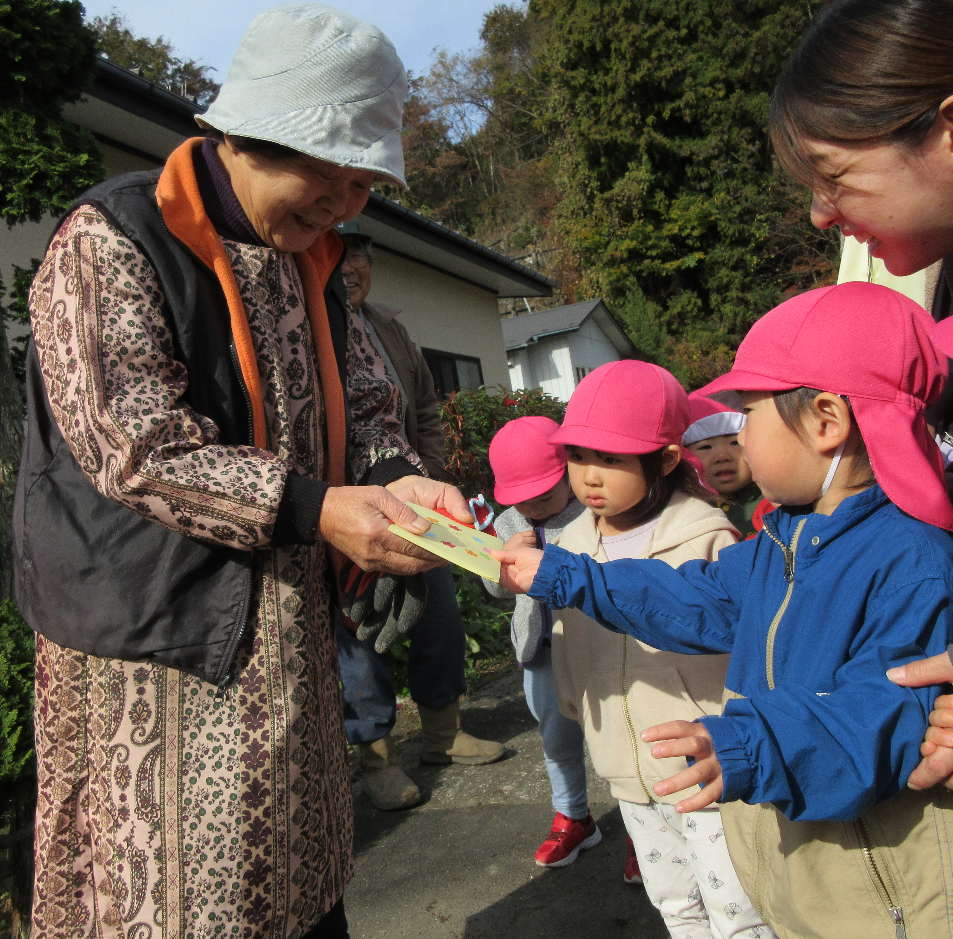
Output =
[
  {"x1": 624, "y1": 835, "x2": 643, "y2": 884},
  {"x1": 534, "y1": 812, "x2": 602, "y2": 868}
]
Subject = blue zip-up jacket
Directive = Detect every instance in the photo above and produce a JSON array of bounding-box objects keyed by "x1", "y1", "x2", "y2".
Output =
[{"x1": 528, "y1": 485, "x2": 953, "y2": 823}]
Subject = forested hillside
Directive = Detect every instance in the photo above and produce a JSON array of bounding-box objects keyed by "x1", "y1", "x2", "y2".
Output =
[{"x1": 380, "y1": 1, "x2": 840, "y2": 387}]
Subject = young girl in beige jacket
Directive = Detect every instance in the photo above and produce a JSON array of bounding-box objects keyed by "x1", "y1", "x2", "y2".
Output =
[{"x1": 547, "y1": 360, "x2": 774, "y2": 939}]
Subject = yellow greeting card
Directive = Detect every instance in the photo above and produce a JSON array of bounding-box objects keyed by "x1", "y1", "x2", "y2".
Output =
[{"x1": 388, "y1": 503, "x2": 505, "y2": 582}]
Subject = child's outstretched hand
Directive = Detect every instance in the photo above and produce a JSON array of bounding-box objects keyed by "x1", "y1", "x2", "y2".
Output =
[
  {"x1": 642, "y1": 720, "x2": 724, "y2": 812},
  {"x1": 490, "y1": 546, "x2": 544, "y2": 594},
  {"x1": 503, "y1": 530, "x2": 538, "y2": 552}
]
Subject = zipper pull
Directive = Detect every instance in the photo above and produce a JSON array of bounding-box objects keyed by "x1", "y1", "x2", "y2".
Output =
[
  {"x1": 782, "y1": 547, "x2": 794, "y2": 583},
  {"x1": 215, "y1": 672, "x2": 233, "y2": 702},
  {"x1": 890, "y1": 907, "x2": 906, "y2": 939}
]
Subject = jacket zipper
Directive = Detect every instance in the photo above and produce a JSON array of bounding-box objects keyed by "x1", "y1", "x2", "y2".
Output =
[
  {"x1": 215, "y1": 566, "x2": 254, "y2": 699},
  {"x1": 856, "y1": 817, "x2": 907, "y2": 939},
  {"x1": 762, "y1": 519, "x2": 907, "y2": 939},
  {"x1": 230, "y1": 341, "x2": 256, "y2": 445},
  {"x1": 619, "y1": 637, "x2": 653, "y2": 801},
  {"x1": 214, "y1": 341, "x2": 258, "y2": 699},
  {"x1": 761, "y1": 518, "x2": 806, "y2": 690}
]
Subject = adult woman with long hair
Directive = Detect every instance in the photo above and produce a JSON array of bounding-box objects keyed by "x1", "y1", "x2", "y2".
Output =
[{"x1": 770, "y1": 0, "x2": 953, "y2": 791}]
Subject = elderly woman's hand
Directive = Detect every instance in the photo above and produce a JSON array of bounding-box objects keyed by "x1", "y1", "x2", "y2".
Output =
[
  {"x1": 384, "y1": 475, "x2": 473, "y2": 524},
  {"x1": 318, "y1": 479, "x2": 471, "y2": 575}
]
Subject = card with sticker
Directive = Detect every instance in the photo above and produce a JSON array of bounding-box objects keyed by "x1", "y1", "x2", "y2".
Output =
[{"x1": 387, "y1": 502, "x2": 505, "y2": 581}]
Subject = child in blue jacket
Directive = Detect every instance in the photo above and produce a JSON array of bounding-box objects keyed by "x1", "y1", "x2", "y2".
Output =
[{"x1": 494, "y1": 282, "x2": 953, "y2": 939}]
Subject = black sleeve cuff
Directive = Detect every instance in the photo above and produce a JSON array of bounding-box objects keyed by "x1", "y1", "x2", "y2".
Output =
[
  {"x1": 362, "y1": 455, "x2": 423, "y2": 488},
  {"x1": 272, "y1": 472, "x2": 330, "y2": 546}
]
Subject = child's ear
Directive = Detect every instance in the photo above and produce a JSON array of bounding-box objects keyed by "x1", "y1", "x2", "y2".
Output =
[
  {"x1": 660, "y1": 444, "x2": 682, "y2": 476},
  {"x1": 809, "y1": 392, "x2": 852, "y2": 454}
]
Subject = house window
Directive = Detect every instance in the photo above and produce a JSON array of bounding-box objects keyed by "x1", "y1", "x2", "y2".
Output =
[
  {"x1": 574, "y1": 366, "x2": 590, "y2": 385},
  {"x1": 423, "y1": 349, "x2": 484, "y2": 398}
]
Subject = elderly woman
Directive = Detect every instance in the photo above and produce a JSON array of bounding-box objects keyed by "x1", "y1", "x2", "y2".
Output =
[{"x1": 13, "y1": 5, "x2": 467, "y2": 938}]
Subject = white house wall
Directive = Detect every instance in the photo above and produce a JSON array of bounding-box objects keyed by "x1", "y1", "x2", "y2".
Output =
[
  {"x1": 518, "y1": 338, "x2": 575, "y2": 402},
  {"x1": 572, "y1": 316, "x2": 626, "y2": 373},
  {"x1": 507, "y1": 316, "x2": 627, "y2": 402},
  {"x1": 508, "y1": 348, "x2": 534, "y2": 393},
  {"x1": 367, "y1": 249, "x2": 510, "y2": 392}
]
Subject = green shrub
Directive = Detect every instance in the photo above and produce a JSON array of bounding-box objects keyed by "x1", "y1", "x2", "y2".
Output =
[
  {"x1": 439, "y1": 385, "x2": 565, "y2": 497},
  {"x1": 0, "y1": 603, "x2": 35, "y2": 787},
  {"x1": 0, "y1": 601, "x2": 35, "y2": 939},
  {"x1": 454, "y1": 572, "x2": 512, "y2": 664},
  {"x1": 391, "y1": 569, "x2": 514, "y2": 699}
]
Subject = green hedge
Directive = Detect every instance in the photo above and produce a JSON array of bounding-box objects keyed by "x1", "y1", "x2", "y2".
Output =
[
  {"x1": 0, "y1": 601, "x2": 35, "y2": 939},
  {"x1": 439, "y1": 386, "x2": 565, "y2": 497}
]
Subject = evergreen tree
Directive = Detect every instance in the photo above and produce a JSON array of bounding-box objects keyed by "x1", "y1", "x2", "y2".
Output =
[
  {"x1": 0, "y1": 0, "x2": 105, "y2": 604},
  {"x1": 0, "y1": 0, "x2": 105, "y2": 225},
  {"x1": 90, "y1": 13, "x2": 220, "y2": 105},
  {"x1": 530, "y1": 0, "x2": 839, "y2": 384}
]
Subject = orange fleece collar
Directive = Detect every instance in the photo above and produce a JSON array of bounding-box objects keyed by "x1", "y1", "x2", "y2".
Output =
[{"x1": 155, "y1": 138, "x2": 346, "y2": 488}]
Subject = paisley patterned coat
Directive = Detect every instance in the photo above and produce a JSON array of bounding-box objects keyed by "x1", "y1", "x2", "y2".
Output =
[{"x1": 25, "y1": 143, "x2": 418, "y2": 939}]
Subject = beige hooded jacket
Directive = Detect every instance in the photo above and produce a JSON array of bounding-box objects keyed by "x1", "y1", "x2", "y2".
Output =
[{"x1": 552, "y1": 489, "x2": 738, "y2": 804}]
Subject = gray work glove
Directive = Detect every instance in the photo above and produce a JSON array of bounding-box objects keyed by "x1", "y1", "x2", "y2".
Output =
[{"x1": 339, "y1": 561, "x2": 428, "y2": 653}]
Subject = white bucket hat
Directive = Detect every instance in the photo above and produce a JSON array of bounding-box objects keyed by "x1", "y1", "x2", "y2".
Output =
[{"x1": 199, "y1": 3, "x2": 408, "y2": 187}]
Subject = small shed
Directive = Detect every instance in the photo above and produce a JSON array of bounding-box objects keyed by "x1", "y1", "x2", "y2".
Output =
[{"x1": 503, "y1": 299, "x2": 636, "y2": 402}]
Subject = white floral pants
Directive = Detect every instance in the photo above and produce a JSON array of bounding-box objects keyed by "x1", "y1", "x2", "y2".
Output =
[{"x1": 620, "y1": 801, "x2": 776, "y2": 939}]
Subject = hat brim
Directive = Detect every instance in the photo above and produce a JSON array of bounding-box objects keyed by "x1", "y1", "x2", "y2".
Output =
[
  {"x1": 494, "y1": 464, "x2": 566, "y2": 506},
  {"x1": 698, "y1": 369, "x2": 801, "y2": 397},
  {"x1": 850, "y1": 396, "x2": 953, "y2": 532},
  {"x1": 548, "y1": 425, "x2": 666, "y2": 455},
  {"x1": 682, "y1": 412, "x2": 746, "y2": 446}
]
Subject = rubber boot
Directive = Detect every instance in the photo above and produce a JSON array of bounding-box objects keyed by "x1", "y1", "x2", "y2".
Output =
[
  {"x1": 417, "y1": 698, "x2": 506, "y2": 765},
  {"x1": 359, "y1": 734, "x2": 423, "y2": 811}
]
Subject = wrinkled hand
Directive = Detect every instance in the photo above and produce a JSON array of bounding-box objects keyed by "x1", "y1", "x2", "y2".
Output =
[
  {"x1": 642, "y1": 720, "x2": 723, "y2": 812},
  {"x1": 385, "y1": 476, "x2": 473, "y2": 524},
  {"x1": 490, "y1": 546, "x2": 545, "y2": 594},
  {"x1": 888, "y1": 654, "x2": 953, "y2": 790},
  {"x1": 319, "y1": 485, "x2": 446, "y2": 575},
  {"x1": 346, "y1": 570, "x2": 428, "y2": 654}
]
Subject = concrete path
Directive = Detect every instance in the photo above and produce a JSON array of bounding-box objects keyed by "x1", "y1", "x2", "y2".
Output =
[{"x1": 343, "y1": 665, "x2": 668, "y2": 939}]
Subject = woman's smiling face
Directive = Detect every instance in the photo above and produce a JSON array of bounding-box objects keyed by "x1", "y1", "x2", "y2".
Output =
[
  {"x1": 218, "y1": 138, "x2": 378, "y2": 253},
  {"x1": 805, "y1": 127, "x2": 953, "y2": 277}
]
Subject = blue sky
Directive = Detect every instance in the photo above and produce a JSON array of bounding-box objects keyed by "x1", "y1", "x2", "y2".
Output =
[{"x1": 80, "y1": 1, "x2": 514, "y2": 82}]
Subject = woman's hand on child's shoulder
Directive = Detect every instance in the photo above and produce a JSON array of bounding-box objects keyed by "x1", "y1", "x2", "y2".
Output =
[
  {"x1": 490, "y1": 546, "x2": 544, "y2": 594},
  {"x1": 642, "y1": 720, "x2": 724, "y2": 812}
]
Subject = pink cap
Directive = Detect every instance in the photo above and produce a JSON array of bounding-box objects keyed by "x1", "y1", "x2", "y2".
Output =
[
  {"x1": 489, "y1": 417, "x2": 567, "y2": 505},
  {"x1": 701, "y1": 282, "x2": 953, "y2": 531},
  {"x1": 682, "y1": 393, "x2": 746, "y2": 446},
  {"x1": 550, "y1": 360, "x2": 691, "y2": 453}
]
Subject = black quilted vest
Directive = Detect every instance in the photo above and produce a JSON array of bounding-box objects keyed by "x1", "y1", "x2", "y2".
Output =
[{"x1": 13, "y1": 170, "x2": 350, "y2": 687}]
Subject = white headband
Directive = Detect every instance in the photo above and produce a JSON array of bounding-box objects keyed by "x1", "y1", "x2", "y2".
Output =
[{"x1": 682, "y1": 412, "x2": 747, "y2": 446}]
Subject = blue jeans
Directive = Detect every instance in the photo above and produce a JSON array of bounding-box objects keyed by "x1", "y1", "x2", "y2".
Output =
[
  {"x1": 523, "y1": 644, "x2": 589, "y2": 819},
  {"x1": 336, "y1": 566, "x2": 467, "y2": 745}
]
